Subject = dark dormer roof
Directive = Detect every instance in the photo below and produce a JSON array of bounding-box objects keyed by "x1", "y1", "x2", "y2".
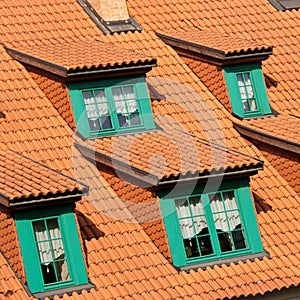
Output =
[
  {"x1": 75, "y1": 129, "x2": 264, "y2": 187},
  {"x1": 0, "y1": 149, "x2": 88, "y2": 210},
  {"x1": 157, "y1": 27, "x2": 273, "y2": 65},
  {"x1": 5, "y1": 39, "x2": 156, "y2": 81}
]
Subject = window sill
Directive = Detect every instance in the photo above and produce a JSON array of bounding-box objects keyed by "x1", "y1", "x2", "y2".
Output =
[
  {"x1": 33, "y1": 282, "x2": 95, "y2": 300},
  {"x1": 178, "y1": 250, "x2": 270, "y2": 272}
]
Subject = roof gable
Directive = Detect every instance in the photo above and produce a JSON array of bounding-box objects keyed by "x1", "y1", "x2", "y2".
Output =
[
  {"x1": 157, "y1": 27, "x2": 273, "y2": 65},
  {"x1": 6, "y1": 40, "x2": 156, "y2": 80},
  {"x1": 0, "y1": 149, "x2": 87, "y2": 209}
]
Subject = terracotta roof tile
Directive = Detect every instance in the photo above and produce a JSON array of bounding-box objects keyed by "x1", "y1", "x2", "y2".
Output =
[
  {"x1": 76, "y1": 129, "x2": 263, "y2": 184},
  {"x1": 0, "y1": 149, "x2": 86, "y2": 206},
  {"x1": 0, "y1": 0, "x2": 298, "y2": 299},
  {"x1": 157, "y1": 27, "x2": 272, "y2": 59},
  {"x1": 6, "y1": 39, "x2": 156, "y2": 77},
  {"x1": 241, "y1": 114, "x2": 300, "y2": 146}
]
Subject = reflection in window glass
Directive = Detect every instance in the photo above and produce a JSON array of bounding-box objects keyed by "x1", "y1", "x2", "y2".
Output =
[
  {"x1": 82, "y1": 89, "x2": 112, "y2": 132},
  {"x1": 112, "y1": 85, "x2": 141, "y2": 128},
  {"x1": 236, "y1": 73, "x2": 258, "y2": 113},
  {"x1": 33, "y1": 218, "x2": 70, "y2": 285},
  {"x1": 209, "y1": 191, "x2": 247, "y2": 252}
]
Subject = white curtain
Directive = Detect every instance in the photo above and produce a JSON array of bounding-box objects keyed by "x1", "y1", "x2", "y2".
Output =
[
  {"x1": 33, "y1": 219, "x2": 64, "y2": 263},
  {"x1": 175, "y1": 197, "x2": 207, "y2": 239},
  {"x1": 210, "y1": 191, "x2": 241, "y2": 231},
  {"x1": 95, "y1": 89, "x2": 109, "y2": 116},
  {"x1": 33, "y1": 219, "x2": 69, "y2": 281},
  {"x1": 112, "y1": 86, "x2": 138, "y2": 114},
  {"x1": 236, "y1": 73, "x2": 257, "y2": 111}
]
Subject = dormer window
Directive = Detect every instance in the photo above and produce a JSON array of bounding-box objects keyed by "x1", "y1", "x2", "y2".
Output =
[
  {"x1": 69, "y1": 76, "x2": 155, "y2": 138},
  {"x1": 15, "y1": 205, "x2": 91, "y2": 299},
  {"x1": 224, "y1": 63, "x2": 272, "y2": 118},
  {"x1": 159, "y1": 178, "x2": 266, "y2": 270}
]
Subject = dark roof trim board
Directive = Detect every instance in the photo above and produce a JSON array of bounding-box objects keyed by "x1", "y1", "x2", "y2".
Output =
[
  {"x1": 4, "y1": 193, "x2": 84, "y2": 212},
  {"x1": 6, "y1": 47, "x2": 67, "y2": 77},
  {"x1": 75, "y1": 132, "x2": 264, "y2": 188},
  {"x1": 75, "y1": 141, "x2": 160, "y2": 186},
  {"x1": 234, "y1": 122, "x2": 300, "y2": 154},
  {"x1": 77, "y1": 0, "x2": 142, "y2": 33},
  {"x1": 156, "y1": 32, "x2": 273, "y2": 66},
  {"x1": 5, "y1": 47, "x2": 156, "y2": 81},
  {"x1": 268, "y1": 0, "x2": 300, "y2": 10},
  {"x1": 155, "y1": 166, "x2": 263, "y2": 189},
  {"x1": 33, "y1": 283, "x2": 95, "y2": 300},
  {"x1": 0, "y1": 150, "x2": 89, "y2": 210}
]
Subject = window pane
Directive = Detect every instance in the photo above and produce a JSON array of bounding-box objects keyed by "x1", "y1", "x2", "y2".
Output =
[
  {"x1": 82, "y1": 89, "x2": 112, "y2": 131},
  {"x1": 236, "y1": 72, "x2": 258, "y2": 113},
  {"x1": 175, "y1": 196, "x2": 213, "y2": 258},
  {"x1": 32, "y1": 218, "x2": 70, "y2": 285},
  {"x1": 210, "y1": 191, "x2": 247, "y2": 252},
  {"x1": 112, "y1": 85, "x2": 141, "y2": 128},
  {"x1": 175, "y1": 198, "x2": 190, "y2": 218}
]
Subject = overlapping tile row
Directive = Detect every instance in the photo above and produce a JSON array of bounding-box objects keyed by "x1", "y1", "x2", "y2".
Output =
[
  {"x1": 29, "y1": 71, "x2": 77, "y2": 131},
  {"x1": 0, "y1": 211, "x2": 24, "y2": 283},
  {"x1": 181, "y1": 57, "x2": 232, "y2": 113},
  {"x1": 0, "y1": 253, "x2": 32, "y2": 300},
  {"x1": 0, "y1": 0, "x2": 99, "y2": 48},
  {"x1": 256, "y1": 143, "x2": 300, "y2": 194},
  {"x1": 157, "y1": 27, "x2": 272, "y2": 57},
  {"x1": 0, "y1": 46, "x2": 76, "y2": 175},
  {"x1": 0, "y1": 149, "x2": 85, "y2": 203},
  {"x1": 6, "y1": 40, "x2": 156, "y2": 74},
  {"x1": 128, "y1": 0, "x2": 300, "y2": 117},
  {"x1": 0, "y1": 0, "x2": 298, "y2": 300},
  {"x1": 243, "y1": 114, "x2": 300, "y2": 145},
  {"x1": 78, "y1": 128, "x2": 262, "y2": 183}
]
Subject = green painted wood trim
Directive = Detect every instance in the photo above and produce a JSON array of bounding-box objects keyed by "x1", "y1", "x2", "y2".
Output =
[
  {"x1": 159, "y1": 178, "x2": 264, "y2": 267},
  {"x1": 68, "y1": 76, "x2": 155, "y2": 138},
  {"x1": 15, "y1": 205, "x2": 88, "y2": 294},
  {"x1": 224, "y1": 63, "x2": 272, "y2": 118}
]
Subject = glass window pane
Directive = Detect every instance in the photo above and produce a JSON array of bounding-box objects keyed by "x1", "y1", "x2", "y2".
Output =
[
  {"x1": 243, "y1": 100, "x2": 250, "y2": 112},
  {"x1": 209, "y1": 193, "x2": 223, "y2": 213},
  {"x1": 33, "y1": 218, "x2": 70, "y2": 285},
  {"x1": 249, "y1": 98, "x2": 257, "y2": 111},
  {"x1": 175, "y1": 198, "x2": 189, "y2": 218},
  {"x1": 123, "y1": 86, "x2": 134, "y2": 99},
  {"x1": 244, "y1": 73, "x2": 251, "y2": 85},
  {"x1": 82, "y1": 91, "x2": 94, "y2": 104},
  {"x1": 112, "y1": 87, "x2": 124, "y2": 100},
  {"x1": 239, "y1": 87, "x2": 247, "y2": 99},
  {"x1": 223, "y1": 191, "x2": 237, "y2": 210},
  {"x1": 94, "y1": 89, "x2": 106, "y2": 102},
  {"x1": 236, "y1": 74, "x2": 244, "y2": 86}
]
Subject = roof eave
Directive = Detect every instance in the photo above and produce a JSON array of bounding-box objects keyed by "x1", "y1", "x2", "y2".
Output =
[
  {"x1": 156, "y1": 165, "x2": 263, "y2": 189},
  {"x1": 75, "y1": 141, "x2": 160, "y2": 187},
  {"x1": 5, "y1": 47, "x2": 67, "y2": 77},
  {"x1": 234, "y1": 121, "x2": 300, "y2": 154},
  {"x1": 5, "y1": 46, "x2": 157, "y2": 82},
  {"x1": 157, "y1": 32, "x2": 273, "y2": 66},
  {"x1": 66, "y1": 62, "x2": 157, "y2": 83},
  {"x1": 8, "y1": 191, "x2": 86, "y2": 212}
]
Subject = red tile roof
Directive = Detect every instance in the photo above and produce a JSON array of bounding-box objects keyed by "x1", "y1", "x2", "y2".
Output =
[
  {"x1": 157, "y1": 27, "x2": 273, "y2": 61},
  {"x1": 6, "y1": 40, "x2": 156, "y2": 77},
  {"x1": 77, "y1": 129, "x2": 263, "y2": 184},
  {"x1": 0, "y1": 0, "x2": 298, "y2": 299},
  {"x1": 0, "y1": 149, "x2": 87, "y2": 207}
]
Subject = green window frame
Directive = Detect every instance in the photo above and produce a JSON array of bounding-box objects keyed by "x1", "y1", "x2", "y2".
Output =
[
  {"x1": 68, "y1": 76, "x2": 155, "y2": 138},
  {"x1": 224, "y1": 63, "x2": 271, "y2": 118},
  {"x1": 159, "y1": 178, "x2": 264, "y2": 268},
  {"x1": 15, "y1": 205, "x2": 88, "y2": 295}
]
